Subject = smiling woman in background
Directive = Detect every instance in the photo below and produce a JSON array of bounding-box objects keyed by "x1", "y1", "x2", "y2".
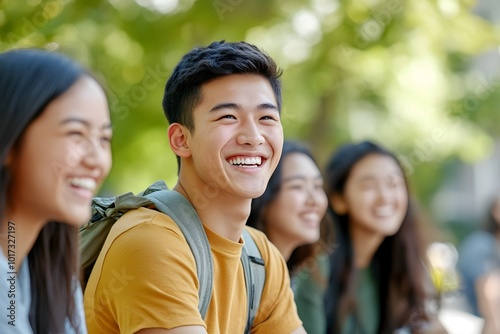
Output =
[
  {"x1": 247, "y1": 140, "x2": 331, "y2": 332},
  {"x1": 0, "y1": 49, "x2": 112, "y2": 333},
  {"x1": 324, "y1": 140, "x2": 446, "y2": 334},
  {"x1": 247, "y1": 140, "x2": 329, "y2": 274}
]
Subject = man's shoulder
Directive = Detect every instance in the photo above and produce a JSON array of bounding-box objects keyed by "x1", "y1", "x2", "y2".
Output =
[
  {"x1": 102, "y1": 207, "x2": 187, "y2": 252},
  {"x1": 93, "y1": 207, "x2": 195, "y2": 271},
  {"x1": 111, "y1": 207, "x2": 182, "y2": 235}
]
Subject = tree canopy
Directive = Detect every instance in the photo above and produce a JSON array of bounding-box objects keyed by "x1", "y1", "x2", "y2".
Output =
[{"x1": 1, "y1": 0, "x2": 499, "y2": 213}]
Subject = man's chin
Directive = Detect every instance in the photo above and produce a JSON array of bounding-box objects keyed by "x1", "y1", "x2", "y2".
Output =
[{"x1": 238, "y1": 188, "x2": 266, "y2": 200}]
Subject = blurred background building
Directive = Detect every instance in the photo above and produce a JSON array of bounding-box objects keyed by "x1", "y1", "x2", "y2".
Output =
[{"x1": 431, "y1": 0, "x2": 500, "y2": 244}]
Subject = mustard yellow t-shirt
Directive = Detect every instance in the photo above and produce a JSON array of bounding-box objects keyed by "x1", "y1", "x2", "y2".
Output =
[{"x1": 84, "y1": 207, "x2": 302, "y2": 334}]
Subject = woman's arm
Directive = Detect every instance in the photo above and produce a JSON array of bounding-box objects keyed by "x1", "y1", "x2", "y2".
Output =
[{"x1": 476, "y1": 269, "x2": 500, "y2": 334}]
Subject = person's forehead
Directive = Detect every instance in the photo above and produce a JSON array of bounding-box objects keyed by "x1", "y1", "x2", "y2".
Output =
[{"x1": 350, "y1": 155, "x2": 402, "y2": 180}]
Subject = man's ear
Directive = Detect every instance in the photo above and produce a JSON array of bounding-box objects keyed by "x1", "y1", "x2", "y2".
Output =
[
  {"x1": 168, "y1": 123, "x2": 191, "y2": 158},
  {"x1": 330, "y1": 193, "x2": 348, "y2": 215}
]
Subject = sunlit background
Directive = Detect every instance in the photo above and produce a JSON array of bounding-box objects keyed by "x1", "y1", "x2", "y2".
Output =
[{"x1": 1, "y1": 0, "x2": 499, "y2": 261}]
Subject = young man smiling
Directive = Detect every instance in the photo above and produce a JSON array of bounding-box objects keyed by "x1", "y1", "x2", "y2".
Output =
[{"x1": 84, "y1": 41, "x2": 306, "y2": 334}]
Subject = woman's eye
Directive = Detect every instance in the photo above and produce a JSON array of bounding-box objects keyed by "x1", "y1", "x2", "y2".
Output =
[
  {"x1": 101, "y1": 136, "x2": 112, "y2": 143},
  {"x1": 361, "y1": 182, "x2": 376, "y2": 190},
  {"x1": 387, "y1": 176, "x2": 404, "y2": 188},
  {"x1": 314, "y1": 183, "x2": 324, "y2": 190},
  {"x1": 390, "y1": 180, "x2": 403, "y2": 188},
  {"x1": 68, "y1": 131, "x2": 84, "y2": 137},
  {"x1": 289, "y1": 184, "x2": 305, "y2": 191}
]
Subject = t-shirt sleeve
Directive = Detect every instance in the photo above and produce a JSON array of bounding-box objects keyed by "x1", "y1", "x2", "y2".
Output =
[
  {"x1": 246, "y1": 228, "x2": 303, "y2": 334},
  {"x1": 93, "y1": 211, "x2": 205, "y2": 334}
]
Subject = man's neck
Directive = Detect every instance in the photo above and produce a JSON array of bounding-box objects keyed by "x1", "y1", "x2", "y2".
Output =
[{"x1": 173, "y1": 181, "x2": 251, "y2": 242}]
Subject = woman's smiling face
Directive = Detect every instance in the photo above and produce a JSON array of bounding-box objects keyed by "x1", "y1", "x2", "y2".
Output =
[
  {"x1": 334, "y1": 153, "x2": 408, "y2": 238},
  {"x1": 7, "y1": 76, "x2": 112, "y2": 226}
]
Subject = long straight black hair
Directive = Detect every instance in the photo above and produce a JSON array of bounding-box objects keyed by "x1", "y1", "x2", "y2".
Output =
[
  {"x1": 0, "y1": 49, "x2": 87, "y2": 333},
  {"x1": 484, "y1": 197, "x2": 500, "y2": 235},
  {"x1": 324, "y1": 141, "x2": 431, "y2": 333}
]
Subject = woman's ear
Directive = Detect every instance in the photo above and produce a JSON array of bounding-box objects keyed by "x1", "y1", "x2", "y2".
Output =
[
  {"x1": 168, "y1": 123, "x2": 191, "y2": 158},
  {"x1": 330, "y1": 193, "x2": 348, "y2": 215}
]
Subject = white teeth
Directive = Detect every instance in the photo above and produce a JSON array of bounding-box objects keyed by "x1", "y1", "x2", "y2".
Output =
[
  {"x1": 374, "y1": 205, "x2": 394, "y2": 217},
  {"x1": 68, "y1": 178, "x2": 96, "y2": 191},
  {"x1": 228, "y1": 156, "x2": 262, "y2": 166},
  {"x1": 302, "y1": 213, "x2": 318, "y2": 220}
]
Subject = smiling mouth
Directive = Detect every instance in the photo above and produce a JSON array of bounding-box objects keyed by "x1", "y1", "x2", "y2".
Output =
[
  {"x1": 227, "y1": 156, "x2": 262, "y2": 167},
  {"x1": 302, "y1": 212, "x2": 320, "y2": 220},
  {"x1": 68, "y1": 177, "x2": 97, "y2": 192},
  {"x1": 374, "y1": 205, "x2": 396, "y2": 217}
]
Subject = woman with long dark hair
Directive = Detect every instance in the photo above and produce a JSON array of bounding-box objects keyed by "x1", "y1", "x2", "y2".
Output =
[
  {"x1": 324, "y1": 140, "x2": 445, "y2": 334},
  {"x1": 0, "y1": 49, "x2": 112, "y2": 333},
  {"x1": 247, "y1": 140, "x2": 329, "y2": 274},
  {"x1": 247, "y1": 140, "x2": 332, "y2": 333}
]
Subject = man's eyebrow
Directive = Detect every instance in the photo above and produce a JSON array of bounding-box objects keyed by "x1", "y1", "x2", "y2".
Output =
[
  {"x1": 257, "y1": 103, "x2": 279, "y2": 111},
  {"x1": 209, "y1": 103, "x2": 239, "y2": 112},
  {"x1": 209, "y1": 102, "x2": 279, "y2": 112}
]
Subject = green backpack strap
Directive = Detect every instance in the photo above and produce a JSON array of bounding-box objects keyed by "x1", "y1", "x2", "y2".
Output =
[
  {"x1": 241, "y1": 229, "x2": 266, "y2": 334},
  {"x1": 80, "y1": 181, "x2": 169, "y2": 287},
  {"x1": 145, "y1": 190, "x2": 214, "y2": 320}
]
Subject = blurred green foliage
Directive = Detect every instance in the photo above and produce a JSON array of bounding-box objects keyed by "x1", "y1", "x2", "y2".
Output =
[{"x1": 1, "y1": 0, "x2": 499, "y2": 218}]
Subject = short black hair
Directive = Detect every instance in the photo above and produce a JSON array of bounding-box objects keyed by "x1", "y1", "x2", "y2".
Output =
[{"x1": 162, "y1": 40, "x2": 282, "y2": 131}]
